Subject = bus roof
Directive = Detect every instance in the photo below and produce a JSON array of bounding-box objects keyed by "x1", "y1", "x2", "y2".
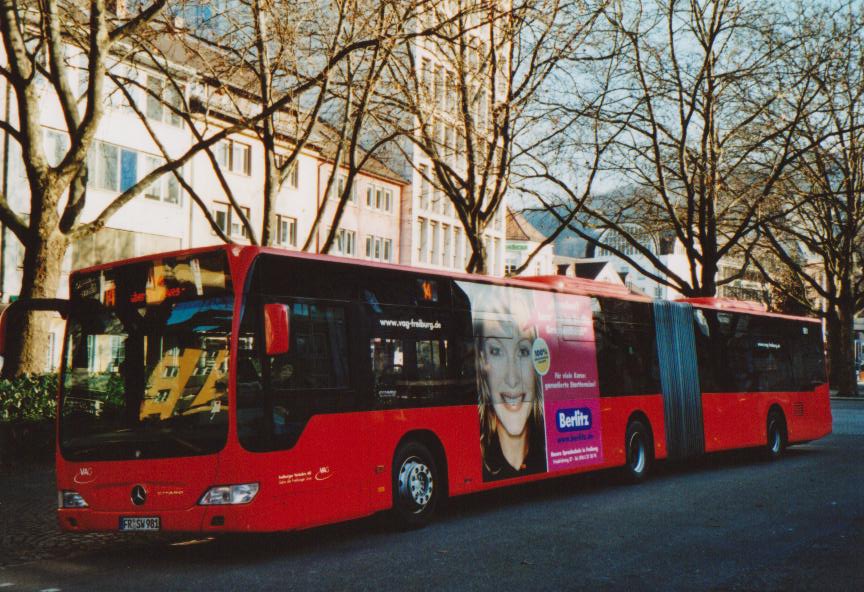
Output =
[
  {"x1": 70, "y1": 245, "x2": 817, "y2": 321},
  {"x1": 242, "y1": 246, "x2": 651, "y2": 302},
  {"x1": 677, "y1": 297, "x2": 820, "y2": 323}
]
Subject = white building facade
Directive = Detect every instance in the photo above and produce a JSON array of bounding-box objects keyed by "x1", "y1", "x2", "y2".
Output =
[
  {"x1": 395, "y1": 5, "x2": 507, "y2": 276},
  {"x1": 0, "y1": 46, "x2": 407, "y2": 369}
]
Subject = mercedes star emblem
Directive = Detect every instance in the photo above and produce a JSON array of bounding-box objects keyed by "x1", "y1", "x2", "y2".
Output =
[{"x1": 131, "y1": 485, "x2": 147, "y2": 506}]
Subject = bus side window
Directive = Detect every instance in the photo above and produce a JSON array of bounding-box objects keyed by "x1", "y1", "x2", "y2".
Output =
[
  {"x1": 237, "y1": 294, "x2": 352, "y2": 453},
  {"x1": 416, "y1": 339, "x2": 446, "y2": 381},
  {"x1": 693, "y1": 309, "x2": 720, "y2": 393},
  {"x1": 371, "y1": 337, "x2": 403, "y2": 402},
  {"x1": 593, "y1": 299, "x2": 658, "y2": 397},
  {"x1": 269, "y1": 301, "x2": 350, "y2": 391}
]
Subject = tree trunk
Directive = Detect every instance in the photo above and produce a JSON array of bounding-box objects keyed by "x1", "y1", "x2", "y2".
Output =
[
  {"x1": 2, "y1": 231, "x2": 69, "y2": 378},
  {"x1": 826, "y1": 304, "x2": 858, "y2": 397},
  {"x1": 466, "y1": 232, "x2": 487, "y2": 274}
]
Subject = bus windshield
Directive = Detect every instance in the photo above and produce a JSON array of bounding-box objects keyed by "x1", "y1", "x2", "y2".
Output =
[{"x1": 59, "y1": 251, "x2": 233, "y2": 461}]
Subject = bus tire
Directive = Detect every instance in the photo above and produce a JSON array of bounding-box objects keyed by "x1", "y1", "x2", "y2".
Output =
[
  {"x1": 764, "y1": 409, "x2": 787, "y2": 460},
  {"x1": 624, "y1": 419, "x2": 653, "y2": 483},
  {"x1": 391, "y1": 441, "x2": 439, "y2": 529}
]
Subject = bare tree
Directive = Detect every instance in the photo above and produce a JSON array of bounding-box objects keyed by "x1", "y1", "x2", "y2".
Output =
[
  {"x1": 757, "y1": 0, "x2": 864, "y2": 395},
  {"x1": 157, "y1": 0, "x2": 428, "y2": 252},
  {"x1": 544, "y1": 0, "x2": 824, "y2": 297},
  {"x1": 0, "y1": 0, "x2": 428, "y2": 376},
  {"x1": 302, "y1": 1, "x2": 411, "y2": 255},
  {"x1": 382, "y1": 0, "x2": 605, "y2": 273},
  {"x1": 0, "y1": 0, "x2": 171, "y2": 376}
]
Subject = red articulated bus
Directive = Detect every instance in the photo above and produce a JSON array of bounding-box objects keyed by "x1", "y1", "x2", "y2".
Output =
[{"x1": 1, "y1": 245, "x2": 831, "y2": 533}]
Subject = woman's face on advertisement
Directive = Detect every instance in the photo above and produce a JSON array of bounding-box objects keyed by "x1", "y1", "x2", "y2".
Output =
[{"x1": 482, "y1": 318, "x2": 535, "y2": 438}]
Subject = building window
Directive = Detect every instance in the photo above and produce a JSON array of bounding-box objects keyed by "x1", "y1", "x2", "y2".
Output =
[
  {"x1": 446, "y1": 71, "x2": 456, "y2": 114},
  {"x1": 442, "y1": 225, "x2": 451, "y2": 268},
  {"x1": 431, "y1": 221, "x2": 439, "y2": 265},
  {"x1": 418, "y1": 217, "x2": 428, "y2": 263},
  {"x1": 112, "y1": 65, "x2": 139, "y2": 112},
  {"x1": 275, "y1": 154, "x2": 300, "y2": 188},
  {"x1": 120, "y1": 149, "x2": 137, "y2": 192},
  {"x1": 87, "y1": 141, "x2": 181, "y2": 204},
  {"x1": 419, "y1": 165, "x2": 430, "y2": 210},
  {"x1": 142, "y1": 155, "x2": 180, "y2": 204},
  {"x1": 277, "y1": 215, "x2": 298, "y2": 247},
  {"x1": 146, "y1": 75, "x2": 184, "y2": 127},
  {"x1": 434, "y1": 65, "x2": 444, "y2": 110},
  {"x1": 493, "y1": 238, "x2": 500, "y2": 273},
  {"x1": 233, "y1": 206, "x2": 251, "y2": 238},
  {"x1": 421, "y1": 58, "x2": 432, "y2": 101},
  {"x1": 336, "y1": 175, "x2": 356, "y2": 203},
  {"x1": 444, "y1": 125, "x2": 454, "y2": 161},
  {"x1": 365, "y1": 184, "x2": 393, "y2": 211},
  {"x1": 44, "y1": 129, "x2": 68, "y2": 167},
  {"x1": 476, "y1": 90, "x2": 487, "y2": 132},
  {"x1": 365, "y1": 235, "x2": 393, "y2": 262},
  {"x1": 213, "y1": 202, "x2": 251, "y2": 239},
  {"x1": 333, "y1": 228, "x2": 356, "y2": 256},
  {"x1": 219, "y1": 140, "x2": 252, "y2": 176},
  {"x1": 92, "y1": 141, "x2": 118, "y2": 190},
  {"x1": 214, "y1": 204, "x2": 228, "y2": 235}
]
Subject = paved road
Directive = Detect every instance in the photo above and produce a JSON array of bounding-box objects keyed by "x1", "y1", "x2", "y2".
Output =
[
  {"x1": 1, "y1": 401, "x2": 862, "y2": 591},
  {"x1": 830, "y1": 399, "x2": 864, "y2": 434}
]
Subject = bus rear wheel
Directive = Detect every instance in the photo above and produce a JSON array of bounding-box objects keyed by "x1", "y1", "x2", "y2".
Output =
[
  {"x1": 624, "y1": 419, "x2": 653, "y2": 483},
  {"x1": 392, "y1": 441, "x2": 439, "y2": 529},
  {"x1": 764, "y1": 410, "x2": 787, "y2": 460}
]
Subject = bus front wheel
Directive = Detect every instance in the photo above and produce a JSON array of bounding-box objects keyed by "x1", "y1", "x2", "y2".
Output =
[
  {"x1": 391, "y1": 441, "x2": 439, "y2": 529},
  {"x1": 624, "y1": 419, "x2": 653, "y2": 483}
]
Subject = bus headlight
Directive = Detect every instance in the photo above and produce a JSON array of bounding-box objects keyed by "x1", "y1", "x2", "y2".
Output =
[
  {"x1": 198, "y1": 483, "x2": 259, "y2": 505},
  {"x1": 59, "y1": 490, "x2": 89, "y2": 508}
]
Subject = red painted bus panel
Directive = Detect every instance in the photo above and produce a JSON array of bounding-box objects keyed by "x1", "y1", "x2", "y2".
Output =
[
  {"x1": 57, "y1": 455, "x2": 218, "y2": 532},
  {"x1": 599, "y1": 394, "x2": 668, "y2": 464},
  {"x1": 702, "y1": 386, "x2": 831, "y2": 453}
]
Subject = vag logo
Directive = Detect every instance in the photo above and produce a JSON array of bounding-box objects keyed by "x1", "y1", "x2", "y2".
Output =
[{"x1": 557, "y1": 408, "x2": 592, "y2": 432}]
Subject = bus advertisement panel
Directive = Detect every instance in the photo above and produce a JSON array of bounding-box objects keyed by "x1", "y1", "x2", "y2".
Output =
[
  {"x1": 460, "y1": 283, "x2": 603, "y2": 482},
  {"x1": 539, "y1": 292, "x2": 603, "y2": 473}
]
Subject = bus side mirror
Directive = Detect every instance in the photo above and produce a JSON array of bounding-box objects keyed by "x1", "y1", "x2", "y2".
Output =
[{"x1": 264, "y1": 303, "x2": 290, "y2": 356}]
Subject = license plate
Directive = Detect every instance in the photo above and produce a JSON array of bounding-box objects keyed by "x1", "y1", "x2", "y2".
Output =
[{"x1": 119, "y1": 516, "x2": 160, "y2": 531}]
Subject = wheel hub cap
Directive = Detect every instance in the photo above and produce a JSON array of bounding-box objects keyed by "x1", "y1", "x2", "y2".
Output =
[{"x1": 399, "y1": 457, "x2": 433, "y2": 510}]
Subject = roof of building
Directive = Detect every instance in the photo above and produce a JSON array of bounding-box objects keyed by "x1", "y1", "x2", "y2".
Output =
[
  {"x1": 572, "y1": 261, "x2": 611, "y2": 281},
  {"x1": 507, "y1": 208, "x2": 547, "y2": 243},
  {"x1": 151, "y1": 31, "x2": 409, "y2": 186}
]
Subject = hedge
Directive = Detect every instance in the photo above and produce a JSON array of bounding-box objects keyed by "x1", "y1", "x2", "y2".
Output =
[
  {"x1": 0, "y1": 374, "x2": 58, "y2": 423},
  {"x1": 0, "y1": 374, "x2": 58, "y2": 466}
]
